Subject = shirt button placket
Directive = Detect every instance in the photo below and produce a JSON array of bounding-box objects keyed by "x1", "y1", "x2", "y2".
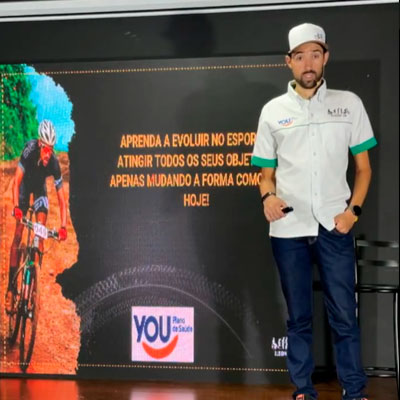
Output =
[{"x1": 309, "y1": 106, "x2": 319, "y2": 216}]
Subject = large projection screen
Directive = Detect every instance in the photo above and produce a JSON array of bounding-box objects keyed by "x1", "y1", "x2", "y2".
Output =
[{"x1": 0, "y1": 55, "x2": 293, "y2": 383}]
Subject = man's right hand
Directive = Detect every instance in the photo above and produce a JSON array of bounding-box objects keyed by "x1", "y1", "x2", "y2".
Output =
[
  {"x1": 263, "y1": 195, "x2": 288, "y2": 222},
  {"x1": 13, "y1": 207, "x2": 23, "y2": 221}
]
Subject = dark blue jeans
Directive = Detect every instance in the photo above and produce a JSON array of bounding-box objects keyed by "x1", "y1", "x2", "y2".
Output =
[{"x1": 271, "y1": 225, "x2": 367, "y2": 400}]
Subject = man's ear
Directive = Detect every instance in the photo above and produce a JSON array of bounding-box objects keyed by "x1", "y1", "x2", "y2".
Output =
[
  {"x1": 323, "y1": 50, "x2": 330, "y2": 66},
  {"x1": 285, "y1": 54, "x2": 292, "y2": 70}
]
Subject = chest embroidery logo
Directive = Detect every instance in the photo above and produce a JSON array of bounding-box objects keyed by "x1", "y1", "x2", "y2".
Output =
[
  {"x1": 328, "y1": 107, "x2": 350, "y2": 117},
  {"x1": 278, "y1": 117, "x2": 294, "y2": 127}
]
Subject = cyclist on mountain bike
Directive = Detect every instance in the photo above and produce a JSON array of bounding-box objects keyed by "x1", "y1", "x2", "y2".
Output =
[{"x1": 6, "y1": 120, "x2": 67, "y2": 312}]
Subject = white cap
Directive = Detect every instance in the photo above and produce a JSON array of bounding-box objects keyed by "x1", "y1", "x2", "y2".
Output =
[{"x1": 288, "y1": 23, "x2": 328, "y2": 53}]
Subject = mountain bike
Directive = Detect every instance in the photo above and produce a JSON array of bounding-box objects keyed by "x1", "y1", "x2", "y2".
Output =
[{"x1": 7, "y1": 208, "x2": 58, "y2": 372}]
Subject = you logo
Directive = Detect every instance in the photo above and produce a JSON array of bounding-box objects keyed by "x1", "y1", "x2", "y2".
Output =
[
  {"x1": 132, "y1": 307, "x2": 194, "y2": 363},
  {"x1": 134, "y1": 315, "x2": 178, "y2": 359}
]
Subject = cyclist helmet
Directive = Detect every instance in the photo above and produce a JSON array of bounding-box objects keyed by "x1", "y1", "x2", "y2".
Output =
[{"x1": 38, "y1": 120, "x2": 56, "y2": 146}]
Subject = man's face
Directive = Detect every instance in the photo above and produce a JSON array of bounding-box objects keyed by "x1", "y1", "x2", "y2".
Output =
[
  {"x1": 285, "y1": 42, "x2": 329, "y2": 89},
  {"x1": 39, "y1": 140, "x2": 54, "y2": 166}
]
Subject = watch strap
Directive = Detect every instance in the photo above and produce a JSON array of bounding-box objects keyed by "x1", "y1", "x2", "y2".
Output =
[{"x1": 261, "y1": 192, "x2": 276, "y2": 204}]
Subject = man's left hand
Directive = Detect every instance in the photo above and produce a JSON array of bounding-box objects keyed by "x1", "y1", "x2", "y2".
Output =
[
  {"x1": 334, "y1": 210, "x2": 356, "y2": 234},
  {"x1": 58, "y1": 226, "x2": 67, "y2": 241}
]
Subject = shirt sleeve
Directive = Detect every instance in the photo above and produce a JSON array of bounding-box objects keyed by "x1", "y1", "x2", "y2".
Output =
[
  {"x1": 349, "y1": 95, "x2": 377, "y2": 155},
  {"x1": 251, "y1": 105, "x2": 278, "y2": 168},
  {"x1": 52, "y1": 156, "x2": 63, "y2": 190},
  {"x1": 18, "y1": 140, "x2": 36, "y2": 173}
]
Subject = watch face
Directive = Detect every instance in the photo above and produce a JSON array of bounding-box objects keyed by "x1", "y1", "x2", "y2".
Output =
[{"x1": 353, "y1": 205, "x2": 362, "y2": 216}]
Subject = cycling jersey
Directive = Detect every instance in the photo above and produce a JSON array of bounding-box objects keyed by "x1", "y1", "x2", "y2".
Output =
[{"x1": 18, "y1": 139, "x2": 63, "y2": 213}]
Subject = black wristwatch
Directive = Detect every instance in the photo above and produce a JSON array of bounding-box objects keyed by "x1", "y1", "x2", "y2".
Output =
[
  {"x1": 347, "y1": 205, "x2": 362, "y2": 216},
  {"x1": 261, "y1": 192, "x2": 276, "y2": 204}
]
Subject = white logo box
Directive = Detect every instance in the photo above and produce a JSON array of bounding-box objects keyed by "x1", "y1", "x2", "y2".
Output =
[{"x1": 132, "y1": 306, "x2": 194, "y2": 363}]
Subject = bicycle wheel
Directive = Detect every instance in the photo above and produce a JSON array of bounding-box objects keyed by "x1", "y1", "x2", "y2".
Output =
[
  {"x1": 8, "y1": 245, "x2": 27, "y2": 347},
  {"x1": 19, "y1": 265, "x2": 40, "y2": 372},
  {"x1": 7, "y1": 265, "x2": 24, "y2": 347}
]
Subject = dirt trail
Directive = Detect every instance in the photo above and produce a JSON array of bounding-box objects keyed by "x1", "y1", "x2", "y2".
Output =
[{"x1": 0, "y1": 153, "x2": 80, "y2": 374}]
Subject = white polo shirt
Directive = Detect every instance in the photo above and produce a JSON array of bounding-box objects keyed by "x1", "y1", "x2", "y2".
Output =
[{"x1": 252, "y1": 80, "x2": 377, "y2": 238}]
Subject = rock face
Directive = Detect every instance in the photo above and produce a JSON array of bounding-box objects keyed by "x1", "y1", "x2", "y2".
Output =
[{"x1": 0, "y1": 153, "x2": 81, "y2": 374}]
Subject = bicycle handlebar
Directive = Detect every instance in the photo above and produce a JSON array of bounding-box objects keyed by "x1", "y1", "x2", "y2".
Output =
[{"x1": 22, "y1": 217, "x2": 59, "y2": 240}]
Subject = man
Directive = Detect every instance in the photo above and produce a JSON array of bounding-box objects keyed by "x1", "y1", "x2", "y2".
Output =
[
  {"x1": 252, "y1": 23, "x2": 376, "y2": 400},
  {"x1": 6, "y1": 120, "x2": 67, "y2": 311}
]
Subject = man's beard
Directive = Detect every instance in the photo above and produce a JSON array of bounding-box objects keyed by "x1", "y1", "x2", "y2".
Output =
[{"x1": 296, "y1": 69, "x2": 323, "y2": 89}]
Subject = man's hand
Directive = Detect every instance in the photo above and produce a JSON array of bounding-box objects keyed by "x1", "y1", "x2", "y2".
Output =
[
  {"x1": 58, "y1": 226, "x2": 67, "y2": 241},
  {"x1": 263, "y1": 195, "x2": 288, "y2": 222},
  {"x1": 13, "y1": 207, "x2": 23, "y2": 221},
  {"x1": 334, "y1": 210, "x2": 356, "y2": 234}
]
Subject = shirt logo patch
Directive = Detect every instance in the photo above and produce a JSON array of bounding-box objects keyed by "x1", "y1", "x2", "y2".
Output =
[
  {"x1": 328, "y1": 107, "x2": 350, "y2": 117},
  {"x1": 278, "y1": 117, "x2": 294, "y2": 127}
]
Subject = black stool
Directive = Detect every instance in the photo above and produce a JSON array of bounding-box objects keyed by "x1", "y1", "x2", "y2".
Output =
[{"x1": 355, "y1": 238, "x2": 399, "y2": 394}]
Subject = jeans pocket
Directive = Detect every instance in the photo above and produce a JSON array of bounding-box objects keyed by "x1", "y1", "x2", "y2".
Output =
[{"x1": 330, "y1": 228, "x2": 349, "y2": 237}]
